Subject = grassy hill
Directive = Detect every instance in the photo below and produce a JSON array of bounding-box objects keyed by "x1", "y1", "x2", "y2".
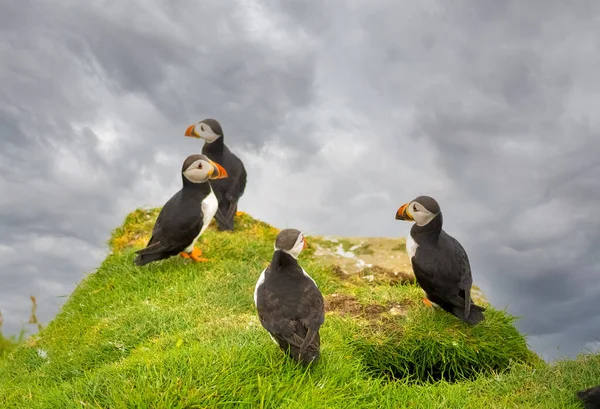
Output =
[{"x1": 0, "y1": 210, "x2": 598, "y2": 408}]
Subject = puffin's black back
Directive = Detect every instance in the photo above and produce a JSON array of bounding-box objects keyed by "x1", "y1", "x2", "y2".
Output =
[
  {"x1": 202, "y1": 136, "x2": 247, "y2": 231},
  {"x1": 256, "y1": 251, "x2": 324, "y2": 365}
]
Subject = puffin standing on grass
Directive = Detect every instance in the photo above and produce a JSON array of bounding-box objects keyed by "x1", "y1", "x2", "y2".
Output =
[
  {"x1": 395, "y1": 195, "x2": 485, "y2": 325},
  {"x1": 254, "y1": 229, "x2": 325, "y2": 365},
  {"x1": 134, "y1": 154, "x2": 228, "y2": 266},
  {"x1": 184, "y1": 118, "x2": 247, "y2": 231}
]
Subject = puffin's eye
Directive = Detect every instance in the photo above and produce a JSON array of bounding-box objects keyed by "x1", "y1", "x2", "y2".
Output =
[
  {"x1": 413, "y1": 204, "x2": 418, "y2": 212},
  {"x1": 197, "y1": 162, "x2": 203, "y2": 169},
  {"x1": 200, "y1": 125, "x2": 205, "y2": 131}
]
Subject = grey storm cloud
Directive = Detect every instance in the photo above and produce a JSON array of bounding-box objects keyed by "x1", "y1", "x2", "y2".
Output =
[{"x1": 1, "y1": 0, "x2": 599, "y2": 361}]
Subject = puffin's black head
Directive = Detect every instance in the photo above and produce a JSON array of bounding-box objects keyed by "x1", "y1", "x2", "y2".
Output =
[
  {"x1": 184, "y1": 118, "x2": 223, "y2": 143},
  {"x1": 275, "y1": 228, "x2": 307, "y2": 260},
  {"x1": 181, "y1": 153, "x2": 228, "y2": 184},
  {"x1": 395, "y1": 195, "x2": 441, "y2": 227}
]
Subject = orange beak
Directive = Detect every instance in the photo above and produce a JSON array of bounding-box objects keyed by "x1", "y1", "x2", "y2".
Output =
[
  {"x1": 184, "y1": 124, "x2": 196, "y2": 137},
  {"x1": 303, "y1": 238, "x2": 308, "y2": 250},
  {"x1": 395, "y1": 203, "x2": 413, "y2": 221},
  {"x1": 209, "y1": 161, "x2": 228, "y2": 179}
]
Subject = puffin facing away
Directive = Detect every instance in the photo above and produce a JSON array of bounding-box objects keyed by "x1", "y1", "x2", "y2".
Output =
[
  {"x1": 254, "y1": 229, "x2": 325, "y2": 365},
  {"x1": 578, "y1": 385, "x2": 600, "y2": 409},
  {"x1": 184, "y1": 119, "x2": 247, "y2": 231},
  {"x1": 395, "y1": 195, "x2": 485, "y2": 325},
  {"x1": 134, "y1": 154, "x2": 228, "y2": 266}
]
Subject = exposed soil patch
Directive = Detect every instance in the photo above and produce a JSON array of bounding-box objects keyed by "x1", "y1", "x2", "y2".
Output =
[
  {"x1": 358, "y1": 265, "x2": 415, "y2": 286},
  {"x1": 325, "y1": 293, "x2": 411, "y2": 321},
  {"x1": 325, "y1": 294, "x2": 364, "y2": 316}
]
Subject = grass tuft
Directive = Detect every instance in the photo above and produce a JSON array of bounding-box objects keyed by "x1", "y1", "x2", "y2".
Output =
[
  {"x1": 108, "y1": 207, "x2": 161, "y2": 251},
  {"x1": 352, "y1": 308, "x2": 535, "y2": 384}
]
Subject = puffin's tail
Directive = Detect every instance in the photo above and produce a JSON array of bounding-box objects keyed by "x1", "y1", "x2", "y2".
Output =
[
  {"x1": 296, "y1": 345, "x2": 320, "y2": 365},
  {"x1": 292, "y1": 332, "x2": 321, "y2": 366},
  {"x1": 133, "y1": 237, "x2": 165, "y2": 266},
  {"x1": 133, "y1": 252, "x2": 164, "y2": 266},
  {"x1": 456, "y1": 303, "x2": 486, "y2": 325},
  {"x1": 577, "y1": 385, "x2": 600, "y2": 409},
  {"x1": 281, "y1": 329, "x2": 321, "y2": 366},
  {"x1": 133, "y1": 245, "x2": 166, "y2": 266}
]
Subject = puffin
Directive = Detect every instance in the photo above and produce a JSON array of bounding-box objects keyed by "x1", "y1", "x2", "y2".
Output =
[
  {"x1": 254, "y1": 228, "x2": 325, "y2": 365},
  {"x1": 578, "y1": 385, "x2": 600, "y2": 409},
  {"x1": 395, "y1": 195, "x2": 485, "y2": 325},
  {"x1": 184, "y1": 118, "x2": 247, "y2": 231},
  {"x1": 134, "y1": 154, "x2": 228, "y2": 266}
]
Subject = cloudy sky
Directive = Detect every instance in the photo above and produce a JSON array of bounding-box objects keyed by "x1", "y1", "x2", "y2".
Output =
[{"x1": 1, "y1": 0, "x2": 599, "y2": 361}]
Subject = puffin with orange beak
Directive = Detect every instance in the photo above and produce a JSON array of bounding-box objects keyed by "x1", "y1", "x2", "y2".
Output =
[
  {"x1": 185, "y1": 118, "x2": 247, "y2": 231},
  {"x1": 395, "y1": 195, "x2": 485, "y2": 325},
  {"x1": 254, "y1": 229, "x2": 324, "y2": 365},
  {"x1": 134, "y1": 154, "x2": 228, "y2": 266}
]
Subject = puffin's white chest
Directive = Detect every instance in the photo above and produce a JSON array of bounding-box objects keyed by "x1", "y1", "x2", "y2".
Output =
[
  {"x1": 184, "y1": 189, "x2": 218, "y2": 252},
  {"x1": 406, "y1": 234, "x2": 419, "y2": 264},
  {"x1": 200, "y1": 189, "x2": 218, "y2": 235},
  {"x1": 254, "y1": 268, "x2": 266, "y2": 306}
]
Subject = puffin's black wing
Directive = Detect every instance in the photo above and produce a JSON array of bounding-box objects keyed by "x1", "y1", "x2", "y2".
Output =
[
  {"x1": 134, "y1": 191, "x2": 204, "y2": 266},
  {"x1": 256, "y1": 273, "x2": 325, "y2": 364},
  {"x1": 411, "y1": 258, "x2": 460, "y2": 313},
  {"x1": 205, "y1": 145, "x2": 246, "y2": 231},
  {"x1": 442, "y1": 232, "x2": 474, "y2": 318},
  {"x1": 411, "y1": 246, "x2": 484, "y2": 325},
  {"x1": 217, "y1": 159, "x2": 247, "y2": 228},
  {"x1": 230, "y1": 159, "x2": 247, "y2": 199},
  {"x1": 440, "y1": 232, "x2": 486, "y2": 323}
]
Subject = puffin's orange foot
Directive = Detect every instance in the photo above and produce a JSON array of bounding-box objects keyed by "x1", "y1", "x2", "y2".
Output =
[
  {"x1": 179, "y1": 252, "x2": 191, "y2": 259},
  {"x1": 422, "y1": 298, "x2": 433, "y2": 307},
  {"x1": 190, "y1": 246, "x2": 210, "y2": 262},
  {"x1": 235, "y1": 211, "x2": 245, "y2": 216}
]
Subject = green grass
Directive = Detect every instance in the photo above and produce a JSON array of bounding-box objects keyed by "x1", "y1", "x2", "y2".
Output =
[{"x1": 0, "y1": 210, "x2": 598, "y2": 408}]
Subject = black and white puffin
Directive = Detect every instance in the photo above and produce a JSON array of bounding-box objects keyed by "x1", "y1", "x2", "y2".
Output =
[
  {"x1": 134, "y1": 154, "x2": 228, "y2": 266},
  {"x1": 184, "y1": 118, "x2": 247, "y2": 231},
  {"x1": 254, "y1": 229, "x2": 325, "y2": 365},
  {"x1": 395, "y1": 195, "x2": 485, "y2": 325},
  {"x1": 578, "y1": 385, "x2": 600, "y2": 409}
]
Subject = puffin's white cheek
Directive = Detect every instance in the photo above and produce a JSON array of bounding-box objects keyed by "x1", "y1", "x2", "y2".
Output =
[
  {"x1": 414, "y1": 212, "x2": 435, "y2": 226},
  {"x1": 185, "y1": 168, "x2": 208, "y2": 183},
  {"x1": 287, "y1": 241, "x2": 304, "y2": 259}
]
